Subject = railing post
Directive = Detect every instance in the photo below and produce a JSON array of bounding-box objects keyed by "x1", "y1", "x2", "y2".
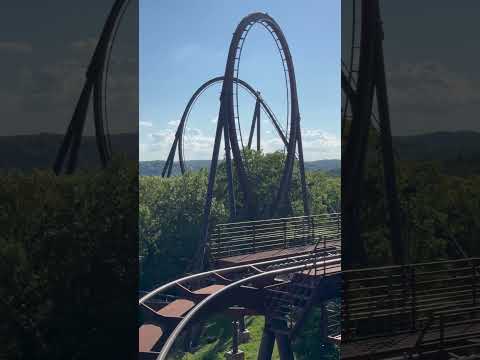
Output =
[
  {"x1": 323, "y1": 248, "x2": 326, "y2": 275},
  {"x1": 337, "y1": 213, "x2": 341, "y2": 237},
  {"x1": 388, "y1": 272, "x2": 393, "y2": 333},
  {"x1": 232, "y1": 320, "x2": 239, "y2": 354},
  {"x1": 219, "y1": 226, "x2": 227, "y2": 258},
  {"x1": 283, "y1": 219, "x2": 287, "y2": 249},
  {"x1": 411, "y1": 266, "x2": 416, "y2": 331},
  {"x1": 252, "y1": 224, "x2": 256, "y2": 253},
  {"x1": 302, "y1": 216, "x2": 306, "y2": 246},
  {"x1": 472, "y1": 261, "x2": 477, "y2": 307},
  {"x1": 343, "y1": 276, "x2": 350, "y2": 340},
  {"x1": 439, "y1": 314, "x2": 444, "y2": 348},
  {"x1": 310, "y1": 216, "x2": 314, "y2": 245}
]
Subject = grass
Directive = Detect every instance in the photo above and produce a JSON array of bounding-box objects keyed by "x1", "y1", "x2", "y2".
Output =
[
  {"x1": 176, "y1": 315, "x2": 280, "y2": 360},
  {"x1": 169, "y1": 309, "x2": 339, "y2": 359}
]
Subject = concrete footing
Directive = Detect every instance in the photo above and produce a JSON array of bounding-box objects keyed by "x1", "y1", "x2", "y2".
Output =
[
  {"x1": 239, "y1": 329, "x2": 251, "y2": 343},
  {"x1": 225, "y1": 350, "x2": 245, "y2": 360}
]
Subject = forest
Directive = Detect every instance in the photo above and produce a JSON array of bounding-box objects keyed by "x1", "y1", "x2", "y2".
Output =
[
  {"x1": 139, "y1": 150, "x2": 341, "y2": 288},
  {"x1": 361, "y1": 155, "x2": 480, "y2": 265},
  {"x1": 0, "y1": 159, "x2": 138, "y2": 359},
  {"x1": 139, "y1": 150, "x2": 341, "y2": 359}
]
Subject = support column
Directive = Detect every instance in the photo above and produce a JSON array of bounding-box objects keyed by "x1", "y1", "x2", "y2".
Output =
[
  {"x1": 257, "y1": 321, "x2": 275, "y2": 360},
  {"x1": 189, "y1": 322, "x2": 203, "y2": 350},
  {"x1": 320, "y1": 303, "x2": 328, "y2": 340},
  {"x1": 223, "y1": 114, "x2": 236, "y2": 220},
  {"x1": 256, "y1": 101, "x2": 261, "y2": 152},
  {"x1": 276, "y1": 334, "x2": 294, "y2": 360},
  {"x1": 225, "y1": 320, "x2": 245, "y2": 360},
  {"x1": 239, "y1": 316, "x2": 251, "y2": 343}
]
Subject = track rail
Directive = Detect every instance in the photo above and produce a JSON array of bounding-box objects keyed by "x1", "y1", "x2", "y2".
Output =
[
  {"x1": 218, "y1": 12, "x2": 307, "y2": 217},
  {"x1": 139, "y1": 248, "x2": 341, "y2": 359},
  {"x1": 162, "y1": 76, "x2": 287, "y2": 177},
  {"x1": 54, "y1": 0, "x2": 131, "y2": 174},
  {"x1": 342, "y1": 258, "x2": 480, "y2": 359}
]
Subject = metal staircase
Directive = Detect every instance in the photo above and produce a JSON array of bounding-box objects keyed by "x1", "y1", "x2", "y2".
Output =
[
  {"x1": 264, "y1": 273, "x2": 318, "y2": 337},
  {"x1": 262, "y1": 237, "x2": 341, "y2": 339}
]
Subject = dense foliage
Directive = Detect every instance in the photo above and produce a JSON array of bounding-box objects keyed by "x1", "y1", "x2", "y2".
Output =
[
  {"x1": 0, "y1": 159, "x2": 138, "y2": 360},
  {"x1": 361, "y1": 156, "x2": 480, "y2": 265},
  {"x1": 139, "y1": 150, "x2": 340, "y2": 289},
  {"x1": 139, "y1": 150, "x2": 340, "y2": 359}
]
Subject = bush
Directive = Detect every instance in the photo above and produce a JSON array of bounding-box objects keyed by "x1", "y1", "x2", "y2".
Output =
[{"x1": 0, "y1": 159, "x2": 138, "y2": 360}]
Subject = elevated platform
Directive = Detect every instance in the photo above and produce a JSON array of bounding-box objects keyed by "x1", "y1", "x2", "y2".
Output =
[
  {"x1": 216, "y1": 244, "x2": 336, "y2": 267},
  {"x1": 342, "y1": 319, "x2": 480, "y2": 359},
  {"x1": 342, "y1": 258, "x2": 480, "y2": 359},
  {"x1": 209, "y1": 214, "x2": 341, "y2": 268}
]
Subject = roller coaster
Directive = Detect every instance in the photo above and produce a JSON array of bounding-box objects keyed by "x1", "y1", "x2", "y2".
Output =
[
  {"x1": 342, "y1": 1, "x2": 480, "y2": 358},
  {"x1": 53, "y1": 4, "x2": 341, "y2": 357},
  {"x1": 140, "y1": 215, "x2": 341, "y2": 359},
  {"x1": 56, "y1": 1, "x2": 480, "y2": 358},
  {"x1": 53, "y1": 0, "x2": 131, "y2": 175},
  {"x1": 139, "y1": 10, "x2": 341, "y2": 360}
]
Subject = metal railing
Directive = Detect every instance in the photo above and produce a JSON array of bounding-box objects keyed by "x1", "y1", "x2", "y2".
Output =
[
  {"x1": 412, "y1": 305, "x2": 480, "y2": 355},
  {"x1": 342, "y1": 258, "x2": 480, "y2": 342},
  {"x1": 208, "y1": 213, "x2": 341, "y2": 261}
]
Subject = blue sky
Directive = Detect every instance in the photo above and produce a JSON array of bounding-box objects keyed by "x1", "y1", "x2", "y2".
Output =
[{"x1": 140, "y1": 1, "x2": 340, "y2": 161}]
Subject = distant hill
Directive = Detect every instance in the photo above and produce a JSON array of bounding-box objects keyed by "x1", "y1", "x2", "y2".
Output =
[
  {"x1": 0, "y1": 133, "x2": 137, "y2": 171},
  {"x1": 140, "y1": 159, "x2": 341, "y2": 176},
  {"x1": 140, "y1": 160, "x2": 210, "y2": 176},
  {"x1": 304, "y1": 159, "x2": 341, "y2": 172},
  {"x1": 393, "y1": 131, "x2": 480, "y2": 161},
  {"x1": 4, "y1": 130, "x2": 480, "y2": 173}
]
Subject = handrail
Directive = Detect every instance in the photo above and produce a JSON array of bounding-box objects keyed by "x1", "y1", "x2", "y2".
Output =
[
  {"x1": 214, "y1": 213, "x2": 340, "y2": 227},
  {"x1": 342, "y1": 258, "x2": 480, "y2": 341},
  {"x1": 209, "y1": 213, "x2": 341, "y2": 260},
  {"x1": 343, "y1": 257, "x2": 480, "y2": 275},
  {"x1": 140, "y1": 250, "x2": 337, "y2": 305},
  {"x1": 157, "y1": 257, "x2": 341, "y2": 359}
]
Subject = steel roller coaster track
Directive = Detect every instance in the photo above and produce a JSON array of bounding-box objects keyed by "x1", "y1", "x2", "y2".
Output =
[
  {"x1": 341, "y1": 0, "x2": 403, "y2": 267},
  {"x1": 161, "y1": 76, "x2": 288, "y2": 178},
  {"x1": 53, "y1": 0, "x2": 130, "y2": 175},
  {"x1": 139, "y1": 245, "x2": 341, "y2": 360},
  {"x1": 53, "y1": 5, "x2": 341, "y2": 359}
]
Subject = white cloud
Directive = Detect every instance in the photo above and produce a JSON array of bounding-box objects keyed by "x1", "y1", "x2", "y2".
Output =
[
  {"x1": 140, "y1": 121, "x2": 153, "y2": 127},
  {"x1": 388, "y1": 61, "x2": 480, "y2": 107},
  {"x1": 300, "y1": 129, "x2": 341, "y2": 161},
  {"x1": 167, "y1": 119, "x2": 180, "y2": 127},
  {"x1": 141, "y1": 126, "x2": 219, "y2": 161},
  {"x1": 260, "y1": 128, "x2": 340, "y2": 161},
  {"x1": 139, "y1": 122, "x2": 340, "y2": 162}
]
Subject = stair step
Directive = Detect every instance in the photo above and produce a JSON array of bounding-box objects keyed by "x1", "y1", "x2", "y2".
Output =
[
  {"x1": 269, "y1": 296, "x2": 307, "y2": 305},
  {"x1": 193, "y1": 284, "x2": 225, "y2": 295},
  {"x1": 156, "y1": 299, "x2": 195, "y2": 318},
  {"x1": 139, "y1": 324, "x2": 164, "y2": 352}
]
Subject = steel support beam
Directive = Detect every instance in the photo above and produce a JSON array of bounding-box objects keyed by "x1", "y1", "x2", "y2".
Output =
[
  {"x1": 257, "y1": 322, "x2": 275, "y2": 360},
  {"x1": 374, "y1": 3, "x2": 404, "y2": 265},
  {"x1": 54, "y1": 0, "x2": 129, "y2": 174},
  {"x1": 342, "y1": 0, "x2": 405, "y2": 267},
  {"x1": 276, "y1": 333, "x2": 294, "y2": 360}
]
